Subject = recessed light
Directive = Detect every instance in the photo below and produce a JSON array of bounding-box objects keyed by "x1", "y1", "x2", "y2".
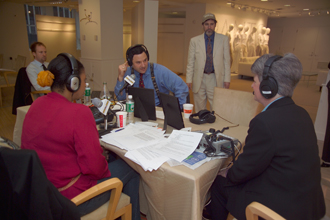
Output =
[
  {"x1": 227, "y1": 2, "x2": 232, "y2": 5},
  {"x1": 284, "y1": 5, "x2": 290, "y2": 7},
  {"x1": 261, "y1": 0, "x2": 268, "y2": 2},
  {"x1": 303, "y1": 9, "x2": 309, "y2": 11},
  {"x1": 133, "y1": 0, "x2": 140, "y2": 3}
]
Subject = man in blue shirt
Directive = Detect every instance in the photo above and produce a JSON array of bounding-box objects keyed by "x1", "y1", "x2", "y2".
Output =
[{"x1": 115, "y1": 44, "x2": 188, "y2": 109}]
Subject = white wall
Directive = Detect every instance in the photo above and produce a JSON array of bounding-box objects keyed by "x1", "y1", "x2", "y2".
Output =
[
  {"x1": 36, "y1": 15, "x2": 79, "y2": 61},
  {"x1": 268, "y1": 16, "x2": 330, "y2": 140},
  {"x1": 268, "y1": 16, "x2": 330, "y2": 72},
  {"x1": 0, "y1": 2, "x2": 30, "y2": 69}
]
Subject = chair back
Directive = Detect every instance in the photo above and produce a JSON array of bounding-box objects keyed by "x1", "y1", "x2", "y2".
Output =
[
  {"x1": 0, "y1": 147, "x2": 80, "y2": 219},
  {"x1": 12, "y1": 67, "x2": 33, "y2": 115},
  {"x1": 213, "y1": 87, "x2": 262, "y2": 126},
  {"x1": 246, "y1": 202, "x2": 286, "y2": 220}
]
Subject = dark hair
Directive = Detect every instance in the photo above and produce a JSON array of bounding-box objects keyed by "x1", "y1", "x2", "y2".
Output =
[
  {"x1": 47, "y1": 55, "x2": 84, "y2": 92},
  {"x1": 30, "y1": 42, "x2": 46, "y2": 53}
]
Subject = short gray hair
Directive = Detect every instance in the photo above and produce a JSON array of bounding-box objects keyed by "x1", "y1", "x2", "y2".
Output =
[{"x1": 251, "y1": 53, "x2": 302, "y2": 97}]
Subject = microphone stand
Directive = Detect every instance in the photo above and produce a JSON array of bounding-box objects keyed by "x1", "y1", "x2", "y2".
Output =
[{"x1": 104, "y1": 115, "x2": 108, "y2": 130}]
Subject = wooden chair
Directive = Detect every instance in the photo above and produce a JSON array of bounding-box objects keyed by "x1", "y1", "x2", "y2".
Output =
[
  {"x1": 0, "y1": 70, "x2": 17, "y2": 107},
  {"x1": 72, "y1": 178, "x2": 132, "y2": 220},
  {"x1": 212, "y1": 87, "x2": 263, "y2": 127},
  {"x1": 30, "y1": 90, "x2": 51, "y2": 101},
  {"x1": 245, "y1": 202, "x2": 285, "y2": 220}
]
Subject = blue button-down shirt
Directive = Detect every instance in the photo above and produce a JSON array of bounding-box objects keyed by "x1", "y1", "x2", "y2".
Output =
[{"x1": 115, "y1": 63, "x2": 189, "y2": 109}]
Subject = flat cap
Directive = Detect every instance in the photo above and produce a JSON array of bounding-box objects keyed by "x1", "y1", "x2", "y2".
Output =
[{"x1": 202, "y1": 13, "x2": 217, "y2": 24}]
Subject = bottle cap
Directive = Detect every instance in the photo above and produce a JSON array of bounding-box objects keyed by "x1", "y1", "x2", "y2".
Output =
[
  {"x1": 86, "y1": 83, "x2": 89, "y2": 87},
  {"x1": 128, "y1": 95, "x2": 132, "y2": 99}
]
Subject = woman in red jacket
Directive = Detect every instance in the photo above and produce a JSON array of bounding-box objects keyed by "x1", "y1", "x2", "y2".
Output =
[{"x1": 21, "y1": 53, "x2": 140, "y2": 220}]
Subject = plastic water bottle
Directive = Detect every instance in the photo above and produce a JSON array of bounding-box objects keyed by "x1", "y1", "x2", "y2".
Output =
[
  {"x1": 126, "y1": 95, "x2": 134, "y2": 124},
  {"x1": 100, "y1": 82, "x2": 111, "y2": 100},
  {"x1": 84, "y1": 83, "x2": 91, "y2": 106}
]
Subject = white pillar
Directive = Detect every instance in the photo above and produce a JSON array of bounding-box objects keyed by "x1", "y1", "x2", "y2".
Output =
[
  {"x1": 131, "y1": 0, "x2": 159, "y2": 63},
  {"x1": 79, "y1": 0, "x2": 124, "y2": 92}
]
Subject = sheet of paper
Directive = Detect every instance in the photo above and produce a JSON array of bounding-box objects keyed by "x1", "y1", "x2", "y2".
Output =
[
  {"x1": 101, "y1": 124, "x2": 165, "y2": 151},
  {"x1": 151, "y1": 130, "x2": 203, "y2": 162},
  {"x1": 156, "y1": 110, "x2": 164, "y2": 119},
  {"x1": 125, "y1": 145, "x2": 169, "y2": 171}
]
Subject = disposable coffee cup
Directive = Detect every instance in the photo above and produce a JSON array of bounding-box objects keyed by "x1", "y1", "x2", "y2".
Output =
[
  {"x1": 183, "y1": 103, "x2": 194, "y2": 119},
  {"x1": 116, "y1": 111, "x2": 127, "y2": 128}
]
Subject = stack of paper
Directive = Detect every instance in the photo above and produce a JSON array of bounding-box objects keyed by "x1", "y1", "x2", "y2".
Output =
[{"x1": 101, "y1": 124, "x2": 204, "y2": 171}]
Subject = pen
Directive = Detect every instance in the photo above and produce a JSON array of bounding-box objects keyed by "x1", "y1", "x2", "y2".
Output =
[{"x1": 115, "y1": 128, "x2": 125, "y2": 132}]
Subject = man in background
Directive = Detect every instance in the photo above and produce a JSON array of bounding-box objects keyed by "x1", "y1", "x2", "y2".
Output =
[
  {"x1": 186, "y1": 13, "x2": 231, "y2": 113},
  {"x1": 26, "y1": 42, "x2": 50, "y2": 92}
]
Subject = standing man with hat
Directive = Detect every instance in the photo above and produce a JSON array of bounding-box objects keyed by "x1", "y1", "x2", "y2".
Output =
[
  {"x1": 26, "y1": 42, "x2": 50, "y2": 92},
  {"x1": 186, "y1": 13, "x2": 231, "y2": 113}
]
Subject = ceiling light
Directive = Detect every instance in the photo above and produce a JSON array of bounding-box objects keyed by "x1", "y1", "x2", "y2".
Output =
[
  {"x1": 327, "y1": 11, "x2": 329, "y2": 15},
  {"x1": 261, "y1": 0, "x2": 268, "y2": 1},
  {"x1": 238, "y1": 5, "x2": 241, "y2": 10},
  {"x1": 303, "y1": 9, "x2": 309, "y2": 11},
  {"x1": 133, "y1": 0, "x2": 140, "y2": 3},
  {"x1": 284, "y1": 5, "x2": 290, "y2": 7},
  {"x1": 227, "y1": 2, "x2": 232, "y2": 5},
  {"x1": 172, "y1": 12, "x2": 178, "y2": 14}
]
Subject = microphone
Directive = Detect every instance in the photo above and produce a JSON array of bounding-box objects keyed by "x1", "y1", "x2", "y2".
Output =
[
  {"x1": 92, "y1": 98, "x2": 111, "y2": 116},
  {"x1": 119, "y1": 74, "x2": 136, "y2": 94}
]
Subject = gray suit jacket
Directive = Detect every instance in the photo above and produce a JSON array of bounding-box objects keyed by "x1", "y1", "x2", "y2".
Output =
[{"x1": 186, "y1": 33, "x2": 231, "y2": 93}]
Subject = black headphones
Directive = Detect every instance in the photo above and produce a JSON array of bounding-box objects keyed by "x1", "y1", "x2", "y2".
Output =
[
  {"x1": 259, "y1": 55, "x2": 282, "y2": 99},
  {"x1": 189, "y1": 110, "x2": 216, "y2": 124},
  {"x1": 126, "y1": 44, "x2": 149, "y2": 66},
  {"x1": 57, "y1": 53, "x2": 80, "y2": 93}
]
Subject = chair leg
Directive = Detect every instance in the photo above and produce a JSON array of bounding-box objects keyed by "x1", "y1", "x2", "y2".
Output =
[{"x1": 121, "y1": 204, "x2": 132, "y2": 220}]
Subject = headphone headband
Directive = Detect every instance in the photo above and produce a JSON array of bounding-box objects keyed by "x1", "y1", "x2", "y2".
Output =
[
  {"x1": 189, "y1": 110, "x2": 216, "y2": 124},
  {"x1": 57, "y1": 53, "x2": 80, "y2": 92},
  {"x1": 262, "y1": 55, "x2": 282, "y2": 80}
]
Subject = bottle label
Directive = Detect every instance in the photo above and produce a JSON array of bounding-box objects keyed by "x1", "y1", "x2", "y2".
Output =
[
  {"x1": 126, "y1": 103, "x2": 134, "y2": 112},
  {"x1": 85, "y1": 88, "x2": 91, "y2": 96}
]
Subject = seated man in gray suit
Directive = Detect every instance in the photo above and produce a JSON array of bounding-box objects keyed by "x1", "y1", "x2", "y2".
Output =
[{"x1": 204, "y1": 53, "x2": 325, "y2": 220}]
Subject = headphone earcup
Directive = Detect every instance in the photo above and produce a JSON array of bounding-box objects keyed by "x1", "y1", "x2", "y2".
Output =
[
  {"x1": 189, "y1": 110, "x2": 216, "y2": 124},
  {"x1": 259, "y1": 76, "x2": 278, "y2": 99},
  {"x1": 66, "y1": 75, "x2": 81, "y2": 92},
  {"x1": 198, "y1": 110, "x2": 211, "y2": 119}
]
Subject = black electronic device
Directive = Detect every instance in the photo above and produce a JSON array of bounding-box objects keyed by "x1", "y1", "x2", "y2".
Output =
[
  {"x1": 189, "y1": 110, "x2": 216, "y2": 124},
  {"x1": 126, "y1": 44, "x2": 149, "y2": 66},
  {"x1": 57, "y1": 53, "x2": 81, "y2": 92},
  {"x1": 89, "y1": 106, "x2": 114, "y2": 125},
  {"x1": 127, "y1": 87, "x2": 156, "y2": 121},
  {"x1": 198, "y1": 129, "x2": 239, "y2": 162},
  {"x1": 159, "y1": 92, "x2": 184, "y2": 131},
  {"x1": 260, "y1": 55, "x2": 282, "y2": 99}
]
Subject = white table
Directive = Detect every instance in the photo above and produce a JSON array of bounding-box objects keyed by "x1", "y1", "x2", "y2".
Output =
[
  {"x1": 13, "y1": 105, "x2": 249, "y2": 220},
  {"x1": 101, "y1": 117, "x2": 249, "y2": 220}
]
